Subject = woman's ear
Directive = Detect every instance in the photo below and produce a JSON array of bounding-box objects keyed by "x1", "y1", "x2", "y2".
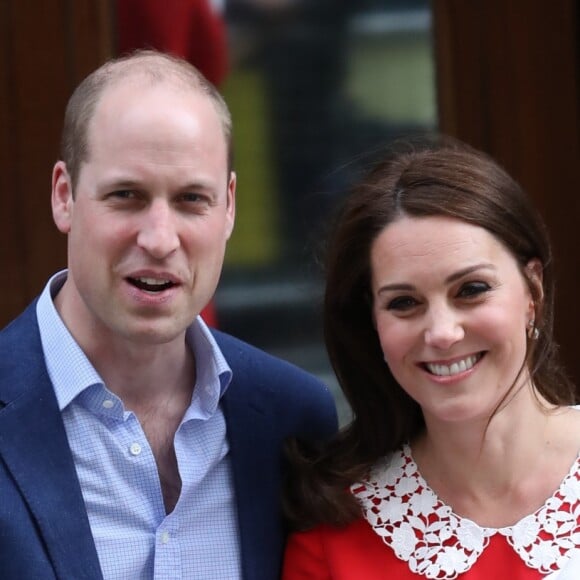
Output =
[
  {"x1": 51, "y1": 161, "x2": 74, "y2": 234},
  {"x1": 524, "y1": 258, "x2": 544, "y2": 318}
]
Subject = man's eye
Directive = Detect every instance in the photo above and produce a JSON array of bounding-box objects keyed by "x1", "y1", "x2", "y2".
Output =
[
  {"x1": 181, "y1": 193, "x2": 207, "y2": 203},
  {"x1": 178, "y1": 193, "x2": 214, "y2": 213},
  {"x1": 458, "y1": 281, "x2": 491, "y2": 298},
  {"x1": 387, "y1": 296, "x2": 418, "y2": 311},
  {"x1": 181, "y1": 193, "x2": 204, "y2": 203},
  {"x1": 110, "y1": 190, "x2": 135, "y2": 199}
]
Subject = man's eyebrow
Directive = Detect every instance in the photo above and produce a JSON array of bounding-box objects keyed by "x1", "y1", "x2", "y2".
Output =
[
  {"x1": 103, "y1": 179, "x2": 140, "y2": 189},
  {"x1": 101, "y1": 178, "x2": 216, "y2": 191}
]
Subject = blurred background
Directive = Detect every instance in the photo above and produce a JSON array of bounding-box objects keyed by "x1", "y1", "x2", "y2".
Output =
[
  {"x1": 217, "y1": 0, "x2": 436, "y2": 423},
  {"x1": 1, "y1": 0, "x2": 579, "y2": 424}
]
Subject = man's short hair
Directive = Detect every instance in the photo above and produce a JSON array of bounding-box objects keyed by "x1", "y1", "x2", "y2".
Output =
[{"x1": 60, "y1": 49, "x2": 233, "y2": 190}]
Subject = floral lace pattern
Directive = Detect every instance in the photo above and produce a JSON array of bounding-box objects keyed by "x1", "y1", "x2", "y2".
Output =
[{"x1": 351, "y1": 445, "x2": 580, "y2": 579}]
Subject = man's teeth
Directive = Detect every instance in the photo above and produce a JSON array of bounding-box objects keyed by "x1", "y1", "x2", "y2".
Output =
[
  {"x1": 136, "y1": 277, "x2": 170, "y2": 286},
  {"x1": 129, "y1": 277, "x2": 174, "y2": 292},
  {"x1": 426, "y1": 354, "x2": 480, "y2": 377}
]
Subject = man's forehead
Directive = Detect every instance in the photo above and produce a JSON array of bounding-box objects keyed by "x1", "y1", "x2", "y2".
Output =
[
  {"x1": 89, "y1": 77, "x2": 214, "y2": 135},
  {"x1": 82, "y1": 76, "x2": 227, "y2": 164},
  {"x1": 100, "y1": 70, "x2": 200, "y2": 102}
]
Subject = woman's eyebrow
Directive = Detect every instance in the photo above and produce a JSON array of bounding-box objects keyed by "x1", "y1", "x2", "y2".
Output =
[
  {"x1": 377, "y1": 263, "x2": 496, "y2": 295},
  {"x1": 445, "y1": 263, "x2": 496, "y2": 284}
]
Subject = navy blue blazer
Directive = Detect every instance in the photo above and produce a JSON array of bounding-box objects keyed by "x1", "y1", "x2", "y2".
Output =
[{"x1": 0, "y1": 301, "x2": 338, "y2": 579}]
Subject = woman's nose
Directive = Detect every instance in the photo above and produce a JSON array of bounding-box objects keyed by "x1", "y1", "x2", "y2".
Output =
[{"x1": 423, "y1": 307, "x2": 465, "y2": 349}]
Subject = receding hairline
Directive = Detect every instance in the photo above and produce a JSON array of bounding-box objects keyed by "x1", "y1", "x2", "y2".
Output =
[
  {"x1": 98, "y1": 52, "x2": 209, "y2": 91},
  {"x1": 91, "y1": 52, "x2": 232, "y2": 136},
  {"x1": 61, "y1": 50, "x2": 234, "y2": 189}
]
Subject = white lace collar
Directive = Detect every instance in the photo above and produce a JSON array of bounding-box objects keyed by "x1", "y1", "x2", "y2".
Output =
[{"x1": 351, "y1": 444, "x2": 580, "y2": 579}]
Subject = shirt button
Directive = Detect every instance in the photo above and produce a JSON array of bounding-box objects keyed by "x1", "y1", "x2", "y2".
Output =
[
  {"x1": 102, "y1": 399, "x2": 114, "y2": 409},
  {"x1": 161, "y1": 531, "x2": 170, "y2": 544},
  {"x1": 129, "y1": 442, "x2": 142, "y2": 456}
]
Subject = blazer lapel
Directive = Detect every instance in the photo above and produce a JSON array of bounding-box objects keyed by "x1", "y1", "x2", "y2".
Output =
[
  {"x1": 223, "y1": 386, "x2": 285, "y2": 580},
  {"x1": 0, "y1": 305, "x2": 103, "y2": 579},
  {"x1": 218, "y1": 334, "x2": 287, "y2": 580}
]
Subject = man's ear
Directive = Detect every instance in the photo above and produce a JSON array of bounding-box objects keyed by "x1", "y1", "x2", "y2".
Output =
[
  {"x1": 225, "y1": 170, "x2": 236, "y2": 240},
  {"x1": 51, "y1": 161, "x2": 74, "y2": 234}
]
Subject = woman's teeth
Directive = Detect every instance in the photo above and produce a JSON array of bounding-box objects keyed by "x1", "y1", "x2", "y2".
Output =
[{"x1": 425, "y1": 354, "x2": 481, "y2": 377}]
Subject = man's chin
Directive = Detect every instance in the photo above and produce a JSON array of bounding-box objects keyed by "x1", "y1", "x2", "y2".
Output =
[{"x1": 114, "y1": 317, "x2": 190, "y2": 347}]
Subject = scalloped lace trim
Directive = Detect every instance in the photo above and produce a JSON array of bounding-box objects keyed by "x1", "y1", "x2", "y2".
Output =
[{"x1": 351, "y1": 445, "x2": 580, "y2": 579}]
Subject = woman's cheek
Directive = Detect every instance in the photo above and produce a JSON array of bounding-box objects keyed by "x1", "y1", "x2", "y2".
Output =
[{"x1": 376, "y1": 317, "x2": 415, "y2": 363}]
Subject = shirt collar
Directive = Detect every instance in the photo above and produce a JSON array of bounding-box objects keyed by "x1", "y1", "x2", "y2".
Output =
[
  {"x1": 185, "y1": 316, "x2": 232, "y2": 420},
  {"x1": 36, "y1": 270, "x2": 232, "y2": 418}
]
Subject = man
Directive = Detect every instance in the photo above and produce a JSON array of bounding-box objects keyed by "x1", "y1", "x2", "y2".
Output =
[
  {"x1": 116, "y1": 0, "x2": 230, "y2": 328},
  {"x1": 0, "y1": 50, "x2": 337, "y2": 579}
]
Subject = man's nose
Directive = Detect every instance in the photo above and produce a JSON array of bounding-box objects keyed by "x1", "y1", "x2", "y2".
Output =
[
  {"x1": 136, "y1": 201, "x2": 180, "y2": 259},
  {"x1": 423, "y1": 306, "x2": 465, "y2": 349}
]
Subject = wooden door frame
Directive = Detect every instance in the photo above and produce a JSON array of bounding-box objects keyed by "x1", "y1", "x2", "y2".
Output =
[{"x1": 0, "y1": 0, "x2": 113, "y2": 325}]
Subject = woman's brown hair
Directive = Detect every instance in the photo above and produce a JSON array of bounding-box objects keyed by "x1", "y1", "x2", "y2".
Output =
[{"x1": 284, "y1": 136, "x2": 576, "y2": 530}]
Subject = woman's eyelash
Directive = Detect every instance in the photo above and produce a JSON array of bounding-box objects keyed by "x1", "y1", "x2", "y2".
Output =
[
  {"x1": 387, "y1": 296, "x2": 418, "y2": 311},
  {"x1": 385, "y1": 282, "x2": 491, "y2": 309},
  {"x1": 458, "y1": 281, "x2": 491, "y2": 297}
]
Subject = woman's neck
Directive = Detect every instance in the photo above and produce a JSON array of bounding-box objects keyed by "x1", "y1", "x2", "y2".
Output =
[{"x1": 410, "y1": 390, "x2": 579, "y2": 527}]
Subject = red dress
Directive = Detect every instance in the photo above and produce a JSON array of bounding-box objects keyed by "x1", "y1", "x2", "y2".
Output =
[{"x1": 283, "y1": 445, "x2": 580, "y2": 579}]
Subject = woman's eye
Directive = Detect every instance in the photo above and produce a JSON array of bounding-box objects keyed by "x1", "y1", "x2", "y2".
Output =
[
  {"x1": 458, "y1": 281, "x2": 491, "y2": 298},
  {"x1": 387, "y1": 296, "x2": 418, "y2": 311}
]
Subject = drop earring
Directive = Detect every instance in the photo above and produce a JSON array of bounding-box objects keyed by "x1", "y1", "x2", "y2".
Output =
[{"x1": 527, "y1": 319, "x2": 539, "y2": 340}]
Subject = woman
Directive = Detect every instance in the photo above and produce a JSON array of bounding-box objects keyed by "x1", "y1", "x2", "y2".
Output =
[{"x1": 282, "y1": 138, "x2": 580, "y2": 579}]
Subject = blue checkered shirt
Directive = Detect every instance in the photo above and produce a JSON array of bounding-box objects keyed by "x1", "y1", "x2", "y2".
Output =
[{"x1": 36, "y1": 271, "x2": 241, "y2": 579}]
